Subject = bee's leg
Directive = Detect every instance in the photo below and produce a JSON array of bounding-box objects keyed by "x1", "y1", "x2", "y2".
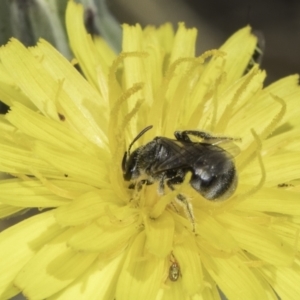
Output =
[
  {"x1": 165, "y1": 175, "x2": 183, "y2": 190},
  {"x1": 166, "y1": 178, "x2": 195, "y2": 232},
  {"x1": 175, "y1": 130, "x2": 239, "y2": 143},
  {"x1": 156, "y1": 174, "x2": 179, "y2": 213},
  {"x1": 130, "y1": 179, "x2": 153, "y2": 191},
  {"x1": 157, "y1": 174, "x2": 166, "y2": 195},
  {"x1": 175, "y1": 194, "x2": 195, "y2": 232},
  {"x1": 129, "y1": 179, "x2": 153, "y2": 204},
  {"x1": 174, "y1": 130, "x2": 214, "y2": 142}
]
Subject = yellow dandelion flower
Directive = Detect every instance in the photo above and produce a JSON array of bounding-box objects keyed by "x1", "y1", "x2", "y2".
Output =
[{"x1": 0, "y1": 1, "x2": 300, "y2": 300}]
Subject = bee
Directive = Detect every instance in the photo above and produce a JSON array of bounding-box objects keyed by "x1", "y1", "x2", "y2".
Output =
[{"x1": 122, "y1": 125, "x2": 239, "y2": 229}]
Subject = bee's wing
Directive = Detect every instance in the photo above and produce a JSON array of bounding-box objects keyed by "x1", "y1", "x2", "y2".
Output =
[
  {"x1": 202, "y1": 139, "x2": 241, "y2": 158},
  {"x1": 154, "y1": 138, "x2": 206, "y2": 172}
]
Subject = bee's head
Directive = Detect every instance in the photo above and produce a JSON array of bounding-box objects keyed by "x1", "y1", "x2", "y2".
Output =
[
  {"x1": 122, "y1": 148, "x2": 140, "y2": 181},
  {"x1": 122, "y1": 125, "x2": 153, "y2": 181}
]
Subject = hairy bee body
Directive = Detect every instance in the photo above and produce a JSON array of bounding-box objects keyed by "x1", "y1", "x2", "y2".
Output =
[{"x1": 122, "y1": 126, "x2": 238, "y2": 200}]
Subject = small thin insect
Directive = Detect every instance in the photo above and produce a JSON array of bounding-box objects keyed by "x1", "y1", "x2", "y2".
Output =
[{"x1": 169, "y1": 259, "x2": 180, "y2": 281}]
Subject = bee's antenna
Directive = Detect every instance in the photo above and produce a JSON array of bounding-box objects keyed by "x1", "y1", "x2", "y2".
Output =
[{"x1": 128, "y1": 125, "x2": 153, "y2": 156}]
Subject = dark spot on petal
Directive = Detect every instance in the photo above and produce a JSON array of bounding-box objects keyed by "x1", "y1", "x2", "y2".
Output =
[
  {"x1": 0, "y1": 101, "x2": 9, "y2": 114},
  {"x1": 277, "y1": 183, "x2": 293, "y2": 188},
  {"x1": 58, "y1": 113, "x2": 66, "y2": 121}
]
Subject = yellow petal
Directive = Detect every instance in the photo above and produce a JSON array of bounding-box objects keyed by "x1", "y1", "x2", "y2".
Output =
[
  {"x1": 269, "y1": 221, "x2": 300, "y2": 252},
  {"x1": 122, "y1": 24, "x2": 150, "y2": 119},
  {"x1": 169, "y1": 22, "x2": 197, "y2": 63},
  {"x1": 68, "y1": 217, "x2": 139, "y2": 252},
  {"x1": 93, "y1": 36, "x2": 117, "y2": 71},
  {"x1": 263, "y1": 128, "x2": 300, "y2": 154},
  {"x1": 158, "y1": 279, "x2": 185, "y2": 300},
  {"x1": 217, "y1": 26, "x2": 257, "y2": 84},
  {"x1": 194, "y1": 270, "x2": 222, "y2": 300},
  {"x1": 217, "y1": 212, "x2": 294, "y2": 266},
  {"x1": 144, "y1": 211, "x2": 174, "y2": 257},
  {"x1": 214, "y1": 68, "x2": 266, "y2": 135},
  {"x1": 264, "y1": 74, "x2": 300, "y2": 125},
  {"x1": 0, "y1": 203, "x2": 24, "y2": 218},
  {"x1": 30, "y1": 40, "x2": 109, "y2": 147},
  {"x1": 66, "y1": 1, "x2": 115, "y2": 90},
  {"x1": 260, "y1": 259, "x2": 300, "y2": 299},
  {"x1": 55, "y1": 190, "x2": 121, "y2": 226},
  {"x1": 0, "y1": 39, "x2": 58, "y2": 118},
  {"x1": 236, "y1": 186, "x2": 300, "y2": 215},
  {"x1": 33, "y1": 141, "x2": 108, "y2": 187},
  {"x1": 48, "y1": 253, "x2": 125, "y2": 300},
  {"x1": 115, "y1": 232, "x2": 165, "y2": 300},
  {"x1": 14, "y1": 228, "x2": 98, "y2": 299},
  {"x1": 0, "y1": 179, "x2": 71, "y2": 207},
  {"x1": 174, "y1": 236, "x2": 204, "y2": 295},
  {"x1": 0, "y1": 138, "x2": 58, "y2": 175},
  {"x1": 0, "y1": 211, "x2": 62, "y2": 299},
  {"x1": 0, "y1": 63, "x2": 34, "y2": 109},
  {"x1": 242, "y1": 152, "x2": 300, "y2": 186},
  {"x1": 202, "y1": 252, "x2": 275, "y2": 300},
  {"x1": 6, "y1": 102, "x2": 105, "y2": 156},
  {"x1": 195, "y1": 209, "x2": 238, "y2": 253},
  {"x1": 193, "y1": 26, "x2": 257, "y2": 107},
  {"x1": 140, "y1": 26, "x2": 166, "y2": 92}
]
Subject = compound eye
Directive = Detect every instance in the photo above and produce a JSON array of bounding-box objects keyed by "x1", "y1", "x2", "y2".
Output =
[
  {"x1": 121, "y1": 151, "x2": 128, "y2": 173},
  {"x1": 123, "y1": 150, "x2": 139, "y2": 181}
]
